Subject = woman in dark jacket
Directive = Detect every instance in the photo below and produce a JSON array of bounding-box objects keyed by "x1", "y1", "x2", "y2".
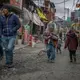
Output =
[{"x1": 64, "y1": 29, "x2": 78, "y2": 62}]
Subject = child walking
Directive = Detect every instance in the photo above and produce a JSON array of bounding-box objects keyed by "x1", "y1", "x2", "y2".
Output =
[
  {"x1": 44, "y1": 23, "x2": 58, "y2": 62},
  {"x1": 64, "y1": 29, "x2": 78, "y2": 62},
  {"x1": 56, "y1": 38, "x2": 62, "y2": 54}
]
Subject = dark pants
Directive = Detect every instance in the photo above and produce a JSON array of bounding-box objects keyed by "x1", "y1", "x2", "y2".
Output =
[
  {"x1": 0, "y1": 44, "x2": 3, "y2": 59},
  {"x1": 69, "y1": 50, "x2": 76, "y2": 62},
  {"x1": 57, "y1": 48, "x2": 61, "y2": 53},
  {"x1": 57, "y1": 45, "x2": 61, "y2": 53}
]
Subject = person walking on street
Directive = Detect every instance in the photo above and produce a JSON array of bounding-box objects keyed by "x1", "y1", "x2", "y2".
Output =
[
  {"x1": 64, "y1": 28, "x2": 78, "y2": 63},
  {"x1": 59, "y1": 32, "x2": 62, "y2": 41},
  {"x1": 44, "y1": 23, "x2": 58, "y2": 63},
  {"x1": 0, "y1": 7, "x2": 21, "y2": 68},
  {"x1": 56, "y1": 38, "x2": 62, "y2": 54}
]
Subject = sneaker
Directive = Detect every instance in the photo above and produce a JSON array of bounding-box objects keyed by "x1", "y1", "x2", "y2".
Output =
[
  {"x1": 50, "y1": 60, "x2": 55, "y2": 63},
  {"x1": 74, "y1": 57, "x2": 76, "y2": 62},
  {"x1": 4, "y1": 64, "x2": 14, "y2": 68},
  {"x1": 70, "y1": 60, "x2": 73, "y2": 62},
  {"x1": 48, "y1": 59, "x2": 55, "y2": 63},
  {"x1": 0, "y1": 56, "x2": 3, "y2": 61}
]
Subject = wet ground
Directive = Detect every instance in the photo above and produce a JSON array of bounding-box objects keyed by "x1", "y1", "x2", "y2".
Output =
[{"x1": 0, "y1": 43, "x2": 80, "y2": 80}]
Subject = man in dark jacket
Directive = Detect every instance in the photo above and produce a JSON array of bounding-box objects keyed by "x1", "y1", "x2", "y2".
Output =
[
  {"x1": 64, "y1": 29, "x2": 78, "y2": 62},
  {"x1": 0, "y1": 8, "x2": 21, "y2": 68}
]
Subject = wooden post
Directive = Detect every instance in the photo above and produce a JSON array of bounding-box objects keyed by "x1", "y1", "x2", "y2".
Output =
[{"x1": 21, "y1": 0, "x2": 25, "y2": 44}]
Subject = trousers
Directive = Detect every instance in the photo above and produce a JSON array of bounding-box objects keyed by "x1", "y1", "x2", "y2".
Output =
[
  {"x1": 2, "y1": 36, "x2": 16, "y2": 64},
  {"x1": 69, "y1": 50, "x2": 76, "y2": 62}
]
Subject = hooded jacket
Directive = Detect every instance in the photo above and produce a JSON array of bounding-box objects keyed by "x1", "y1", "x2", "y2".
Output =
[
  {"x1": 0, "y1": 13, "x2": 21, "y2": 37},
  {"x1": 65, "y1": 30, "x2": 78, "y2": 51}
]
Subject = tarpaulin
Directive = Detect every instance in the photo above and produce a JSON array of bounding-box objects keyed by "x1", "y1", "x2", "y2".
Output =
[
  {"x1": 37, "y1": 8, "x2": 48, "y2": 21},
  {"x1": 23, "y1": 8, "x2": 44, "y2": 26},
  {"x1": 33, "y1": 13, "x2": 44, "y2": 26},
  {"x1": 23, "y1": 8, "x2": 32, "y2": 24}
]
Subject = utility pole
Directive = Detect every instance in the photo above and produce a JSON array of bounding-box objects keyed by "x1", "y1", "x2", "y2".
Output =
[
  {"x1": 38, "y1": 0, "x2": 39, "y2": 7},
  {"x1": 64, "y1": 0, "x2": 65, "y2": 20},
  {"x1": 21, "y1": 0, "x2": 25, "y2": 44},
  {"x1": 65, "y1": 8, "x2": 69, "y2": 19},
  {"x1": 64, "y1": 0, "x2": 66, "y2": 28},
  {"x1": 67, "y1": 8, "x2": 69, "y2": 18}
]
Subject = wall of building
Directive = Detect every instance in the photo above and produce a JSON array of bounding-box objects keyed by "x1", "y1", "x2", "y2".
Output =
[{"x1": 44, "y1": 0, "x2": 56, "y2": 22}]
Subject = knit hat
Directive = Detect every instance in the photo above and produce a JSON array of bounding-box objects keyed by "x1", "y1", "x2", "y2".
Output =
[{"x1": 47, "y1": 21, "x2": 55, "y2": 30}]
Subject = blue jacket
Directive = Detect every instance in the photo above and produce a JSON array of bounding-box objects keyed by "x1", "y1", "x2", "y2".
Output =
[{"x1": 0, "y1": 13, "x2": 21, "y2": 37}]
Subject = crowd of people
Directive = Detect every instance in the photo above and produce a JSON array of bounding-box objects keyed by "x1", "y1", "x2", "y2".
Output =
[
  {"x1": 43, "y1": 21, "x2": 79, "y2": 63},
  {"x1": 0, "y1": 7, "x2": 79, "y2": 68}
]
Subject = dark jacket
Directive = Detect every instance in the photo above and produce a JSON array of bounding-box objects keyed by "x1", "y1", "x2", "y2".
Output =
[
  {"x1": 65, "y1": 30, "x2": 78, "y2": 51},
  {"x1": 0, "y1": 13, "x2": 21, "y2": 37}
]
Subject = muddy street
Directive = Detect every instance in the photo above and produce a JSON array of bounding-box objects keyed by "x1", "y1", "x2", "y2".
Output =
[{"x1": 0, "y1": 43, "x2": 80, "y2": 80}]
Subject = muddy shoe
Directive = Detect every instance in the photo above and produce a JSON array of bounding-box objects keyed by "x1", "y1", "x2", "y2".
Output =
[
  {"x1": 50, "y1": 60, "x2": 55, "y2": 63},
  {"x1": 4, "y1": 64, "x2": 14, "y2": 68},
  {"x1": 70, "y1": 60, "x2": 73, "y2": 62},
  {"x1": 48, "y1": 59, "x2": 55, "y2": 63},
  {"x1": 0, "y1": 56, "x2": 3, "y2": 61},
  {"x1": 74, "y1": 57, "x2": 76, "y2": 62}
]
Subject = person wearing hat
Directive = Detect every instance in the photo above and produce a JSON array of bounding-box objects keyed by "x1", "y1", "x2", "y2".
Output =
[
  {"x1": 64, "y1": 28, "x2": 78, "y2": 62},
  {"x1": 44, "y1": 23, "x2": 58, "y2": 62},
  {"x1": 0, "y1": 7, "x2": 21, "y2": 68}
]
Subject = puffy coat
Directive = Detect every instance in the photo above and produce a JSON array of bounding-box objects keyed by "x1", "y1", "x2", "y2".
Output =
[
  {"x1": 65, "y1": 30, "x2": 78, "y2": 51},
  {"x1": 0, "y1": 13, "x2": 21, "y2": 36}
]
